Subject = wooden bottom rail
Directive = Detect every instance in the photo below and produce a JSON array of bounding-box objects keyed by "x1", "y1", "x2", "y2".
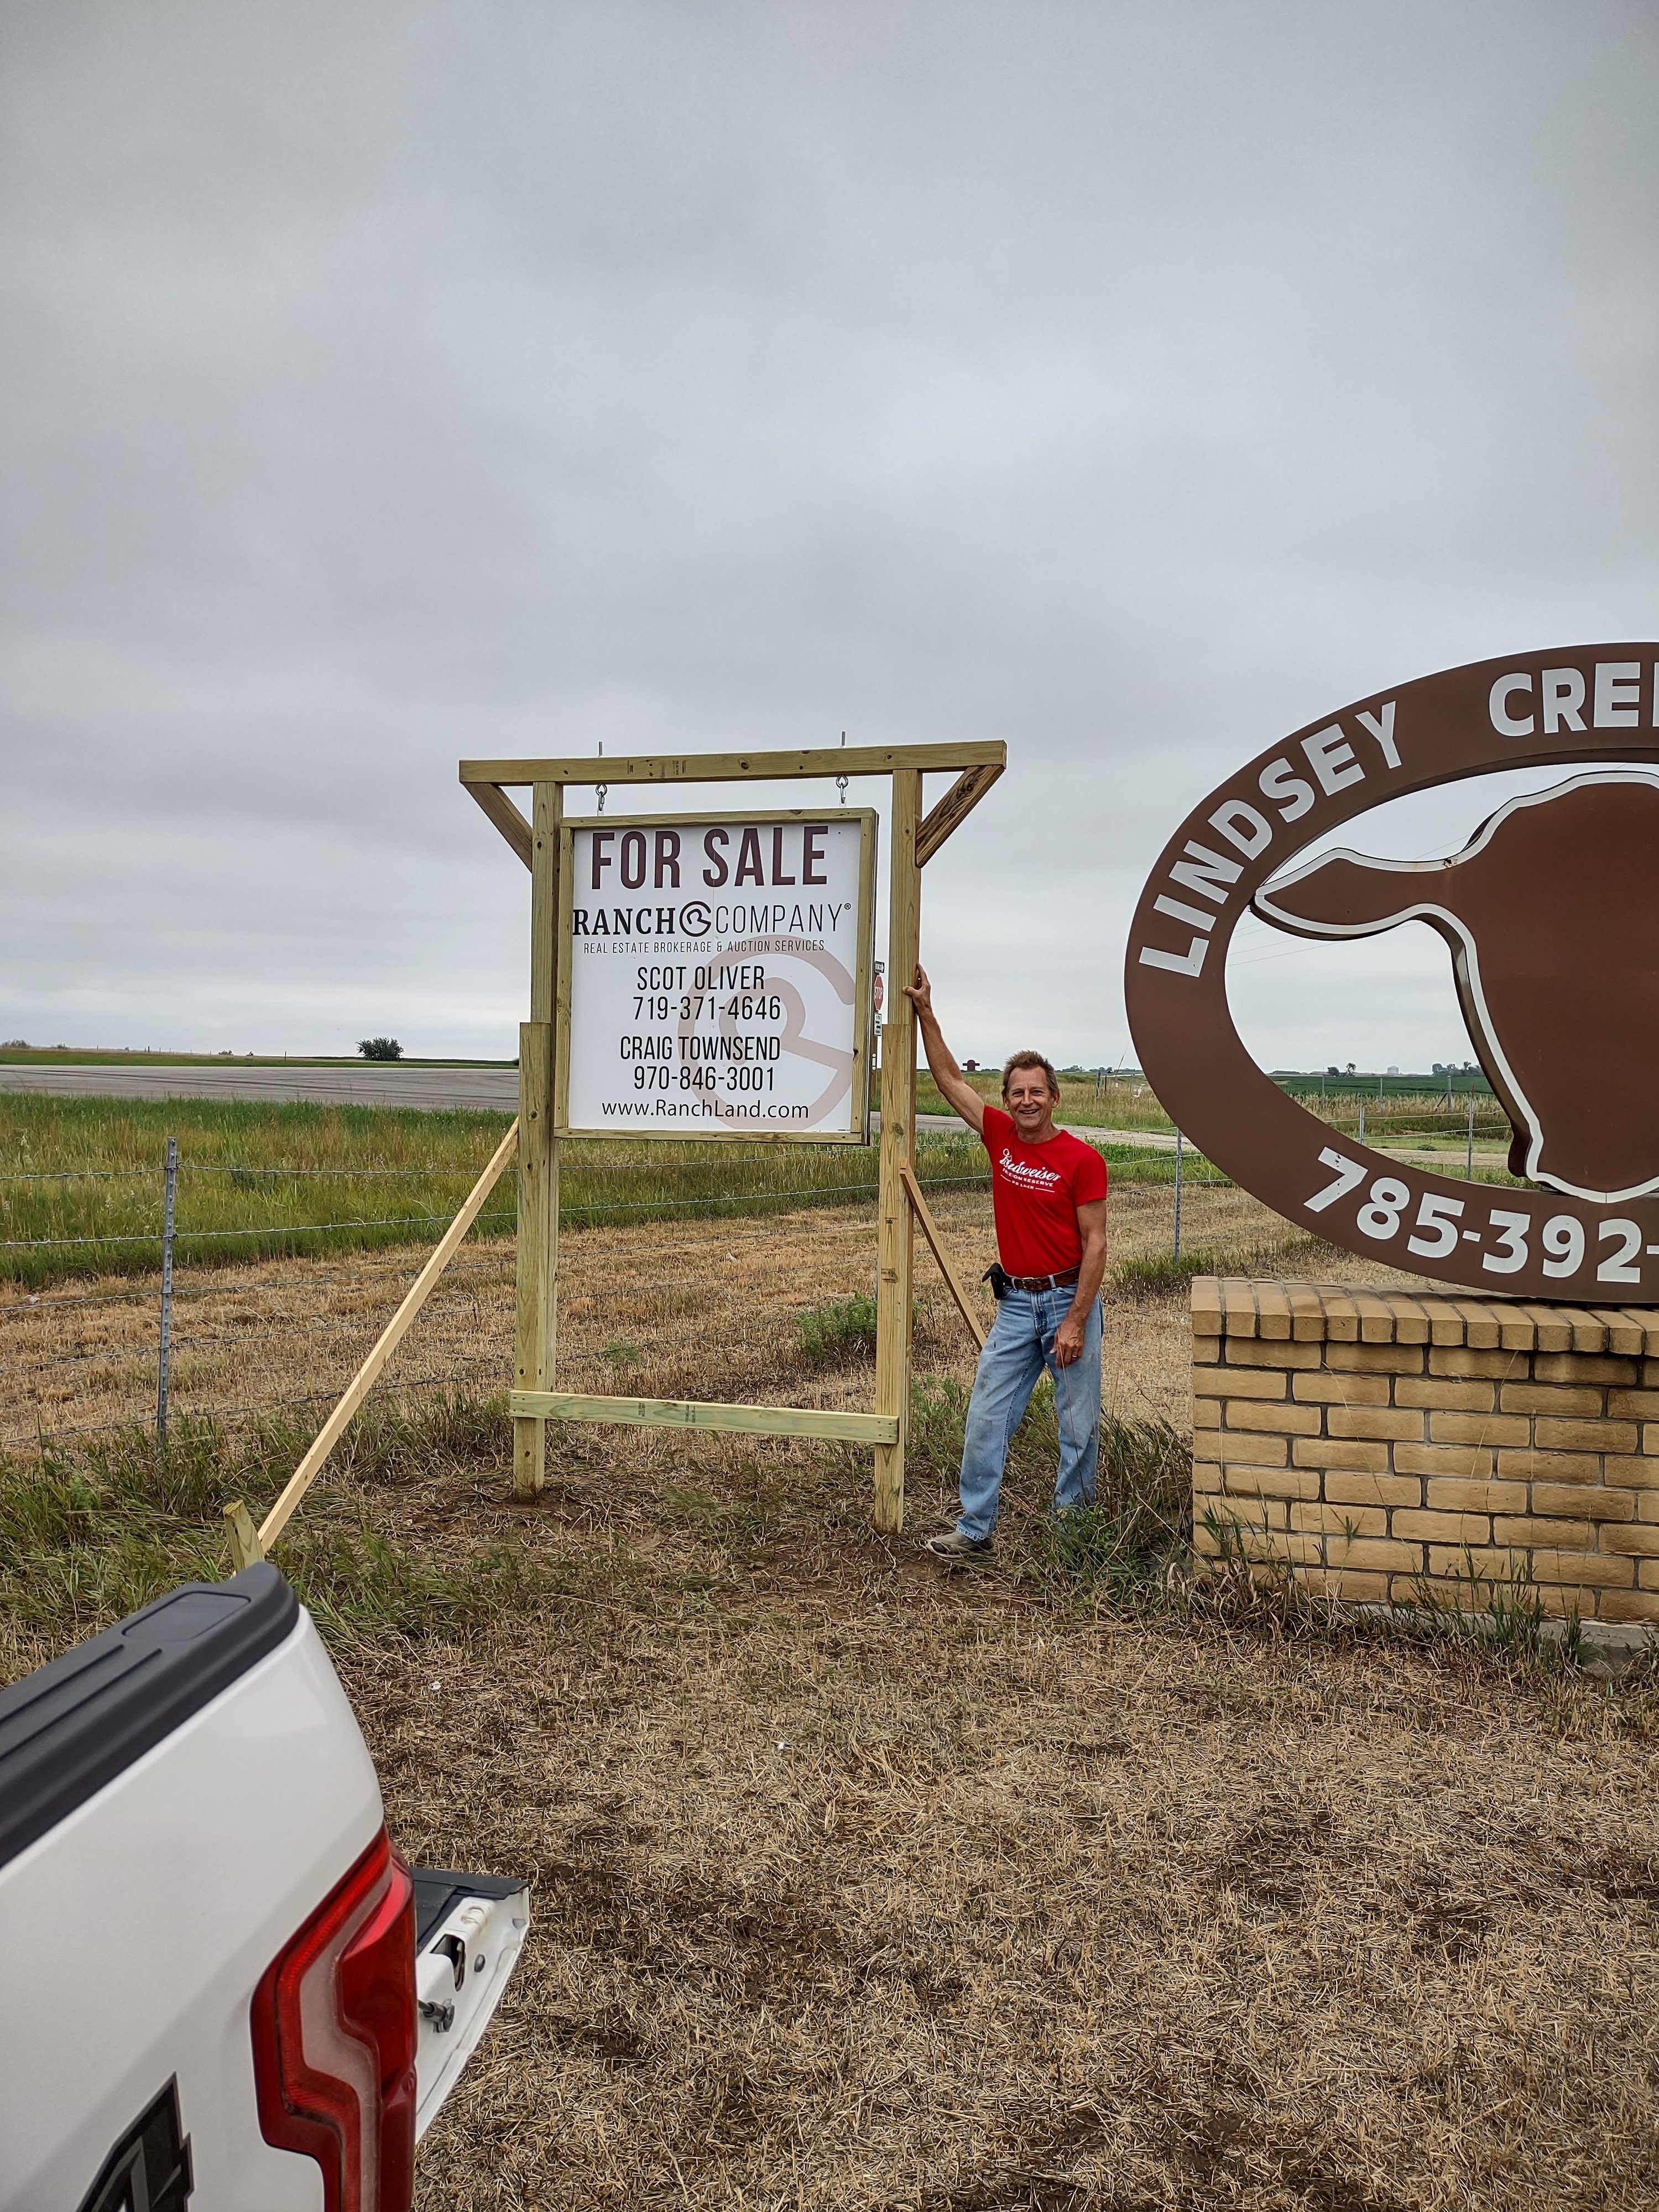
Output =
[{"x1": 509, "y1": 1390, "x2": 899, "y2": 1444}]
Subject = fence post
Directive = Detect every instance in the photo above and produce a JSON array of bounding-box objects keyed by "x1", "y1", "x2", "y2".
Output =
[
  {"x1": 157, "y1": 1134, "x2": 177, "y2": 1444},
  {"x1": 1466, "y1": 1098, "x2": 1475, "y2": 1180},
  {"x1": 1172, "y1": 1127, "x2": 1183, "y2": 1259}
]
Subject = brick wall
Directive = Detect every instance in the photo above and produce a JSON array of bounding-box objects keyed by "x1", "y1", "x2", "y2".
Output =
[{"x1": 1192, "y1": 1279, "x2": 1659, "y2": 1624}]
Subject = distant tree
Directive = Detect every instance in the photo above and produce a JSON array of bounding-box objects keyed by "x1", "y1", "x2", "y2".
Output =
[{"x1": 358, "y1": 1037, "x2": 404, "y2": 1061}]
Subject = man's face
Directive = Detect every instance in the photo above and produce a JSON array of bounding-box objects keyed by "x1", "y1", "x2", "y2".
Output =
[{"x1": 1004, "y1": 1065, "x2": 1056, "y2": 1136}]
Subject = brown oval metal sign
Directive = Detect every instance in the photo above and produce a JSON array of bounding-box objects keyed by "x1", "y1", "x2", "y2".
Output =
[{"x1": 1124, "y1": 644, "x2": 1659, "y2": 1303}]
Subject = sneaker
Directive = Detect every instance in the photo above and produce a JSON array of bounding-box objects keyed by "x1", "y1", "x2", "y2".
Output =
[{"x1": 925, "y1": 1530, "x2": 993, "y2": 1562}]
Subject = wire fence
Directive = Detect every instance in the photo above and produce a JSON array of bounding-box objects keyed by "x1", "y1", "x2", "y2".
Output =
[
  {"x1": 0, "y1": 1131, "x2": 1254, "y2": 1461},
  {"x1": 0, "y1": 1135, "x2": 1037, "y2": 1284}
]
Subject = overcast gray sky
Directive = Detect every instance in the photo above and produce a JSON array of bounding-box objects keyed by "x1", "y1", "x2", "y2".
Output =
[{"x1": 4, "y1": 1, "x2": 1657, "y2": 1072}]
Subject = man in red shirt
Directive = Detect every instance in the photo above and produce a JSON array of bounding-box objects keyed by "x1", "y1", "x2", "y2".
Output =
[{"x1": 904, "y1": 967, "x2": 1108, "y2": 1559}]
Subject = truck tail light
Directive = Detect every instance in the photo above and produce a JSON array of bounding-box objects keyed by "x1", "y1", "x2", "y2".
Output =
[{"x1": 251, "y1": 1827, "x2": 418, "y2": 2212}]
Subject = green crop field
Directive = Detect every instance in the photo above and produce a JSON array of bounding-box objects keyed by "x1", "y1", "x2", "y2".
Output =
[
  {"x1": 922, "y1": 1067, "x2": 1512, "y2": 1142},
  {"x1": 917, "y1": 1070, "x2": 1178, "y2": 1130},
  {"x1": 0, "y1": 1094, "x2": 1230, "y2": 1288}
]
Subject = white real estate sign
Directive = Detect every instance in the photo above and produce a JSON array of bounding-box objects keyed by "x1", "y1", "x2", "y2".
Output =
[{"x1": 558, "y1": 810, "x2": 877, "y2": 1141}]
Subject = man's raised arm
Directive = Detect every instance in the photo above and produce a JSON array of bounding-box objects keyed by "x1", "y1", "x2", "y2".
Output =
[{"x1": 902, "y1": 966, "x2": 985, "y2": 1138}]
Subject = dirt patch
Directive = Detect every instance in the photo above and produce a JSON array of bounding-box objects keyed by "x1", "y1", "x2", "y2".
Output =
[
  {"x1": 0, "y1": 1175, "x2": 1416, "y2": 1458},
  {"x1": 359, "y1": 1597, "x2": 1659, "y2": 2212},
  {"x1": 8, "y1": 1179, "x2": 1656, "y2": 2206}
]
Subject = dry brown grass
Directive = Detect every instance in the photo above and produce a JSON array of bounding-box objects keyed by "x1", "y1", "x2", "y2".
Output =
[
  {"x1": 364, "y1": 1595, "x2": 1659, "y2": 2212},
  {"x1": 0, "y1": 1176, "x2": 1396, "y2": 1454},
  {"x1": 9, "y1": 1182, "x2": 1658, "y2": 2206}
]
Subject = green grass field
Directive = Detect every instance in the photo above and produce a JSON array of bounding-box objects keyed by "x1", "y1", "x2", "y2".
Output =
[
  {"x1": 1, "y1": 1095, "x2": 523, "y2": 1286},
  {"x1": 919, "y1": 1071, "x2": 1178, "y2": 1130},
  {"x1": 929, "y1": 1069, "x2": 1517, "y2": 1152},
  {"x1": 0, "y1": 1094, "x2": 1227, "y2": 1288}
]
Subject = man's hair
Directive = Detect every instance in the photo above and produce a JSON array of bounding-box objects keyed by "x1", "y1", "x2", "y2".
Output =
[{"x1": 1001, "y1": 1050, "x2": 1060, "y2": 1101}]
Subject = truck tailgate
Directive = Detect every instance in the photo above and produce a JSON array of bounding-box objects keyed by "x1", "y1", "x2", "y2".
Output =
[
  {"x1": 411, "y1": 1867, "x2": 531, "y2": 2136},
  {"x1": 0, "y1": 1569, "x2": 532, "y2": 2206}
]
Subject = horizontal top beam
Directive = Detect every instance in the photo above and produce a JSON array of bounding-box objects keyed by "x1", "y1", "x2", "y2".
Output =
[{"x1": 460, "y1": 741, "x2": 1005, "y2": 788}]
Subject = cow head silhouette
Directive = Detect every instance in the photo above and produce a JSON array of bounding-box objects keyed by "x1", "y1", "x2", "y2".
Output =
[{"x1": 1253, "y1": 771, "x2": 1659, "y2": 1204}]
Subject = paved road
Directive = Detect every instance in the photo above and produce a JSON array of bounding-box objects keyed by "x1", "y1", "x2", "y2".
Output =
[
  {"x1": 0, "y1": 1066, "x2": 1161, "y2": 1141},
  {"x1": 0, "y1": 1065, "x2": 1177, "y2": 1146}
]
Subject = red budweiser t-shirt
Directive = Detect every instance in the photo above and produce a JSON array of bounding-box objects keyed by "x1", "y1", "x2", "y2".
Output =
[{"x1": 981, "y1": 1105, "x2": 1108, "y2": 1277}]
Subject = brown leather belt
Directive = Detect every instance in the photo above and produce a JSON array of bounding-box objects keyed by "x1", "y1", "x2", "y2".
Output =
[{"x1": 1006, "y1": 1266, "x2": 1081, "y2": 1293}]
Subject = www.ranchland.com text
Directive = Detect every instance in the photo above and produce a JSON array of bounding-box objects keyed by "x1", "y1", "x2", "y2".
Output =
[{"x1": 597, "y1": 1096, "x2": 812, "y2": 1120}]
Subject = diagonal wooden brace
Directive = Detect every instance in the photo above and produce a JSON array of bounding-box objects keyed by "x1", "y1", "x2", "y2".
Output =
[
  {"x1": 465, "y1": 780, "x2": 534, "y2": 868},
  {"x1": 236, "y1": 1118, "x2": 522, "y2": 1567},
  {"x1": 223, "y1": 1499, "x2": 262, "y2": 1572},
  {"x1": 900, "y1": 1160, "x2": 987, "y2": 1352},
  {"x1": 916, "y1": 761, "x2": 1005, "y2": 867}
]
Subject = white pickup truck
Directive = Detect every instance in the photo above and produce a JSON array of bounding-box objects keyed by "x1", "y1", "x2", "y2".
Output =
[{"x1": 0, "y1": 1563, "x2": 529, "y2": 2210}]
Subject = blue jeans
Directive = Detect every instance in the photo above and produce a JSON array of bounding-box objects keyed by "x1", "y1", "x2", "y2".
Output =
[{"x1": 956, "y1": 1282, "x2": 1102, "y2": 1541}]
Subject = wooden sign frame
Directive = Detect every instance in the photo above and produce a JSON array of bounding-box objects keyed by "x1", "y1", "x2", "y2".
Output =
[
  {"x1": 554, "y1": 805, "x2": 879, "y2": 1144},
  {"x1": 460, "y1": 740, "x2": 1006, "y2": 1532}
]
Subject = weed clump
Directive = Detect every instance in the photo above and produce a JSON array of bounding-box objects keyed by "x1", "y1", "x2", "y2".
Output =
[
  {"x1": 1112, "y1": 1248, "x2": 1225, "y2": 1299},
  {"x1": 795, "y1": 1293, "x2": 879, "y2": 1368},
  {"x1": 1036, "y1": 1413, "x2": 1192, "y2": 1600},
  {"x1": 0, "y1": 1391, "x2": 576, "y2": 1681},
  {"x1": 1187, "y1": 1512, "x2": 1591, "y2": 1674},
  {"x1": 904, "y1": 1374, "x2": 1192, "y2": 1605}
]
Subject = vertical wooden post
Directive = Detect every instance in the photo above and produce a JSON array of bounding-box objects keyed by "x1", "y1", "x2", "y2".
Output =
[
  {"x1": 514, "y1": 782, "x2": 562, "y2": 1500},
  {"x1": 156, "y1": 1134, "x2": 177, "y2": 1445},
  {"x1": 536, "y1": 782, "x2": 564, "y2": 1426},
  {"x1": 513, "y1": 1020, "x2": 551, "y2": 1499},
  {"x1": 874, "y1": 770, "x2": 922, "y2": 1533}
]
